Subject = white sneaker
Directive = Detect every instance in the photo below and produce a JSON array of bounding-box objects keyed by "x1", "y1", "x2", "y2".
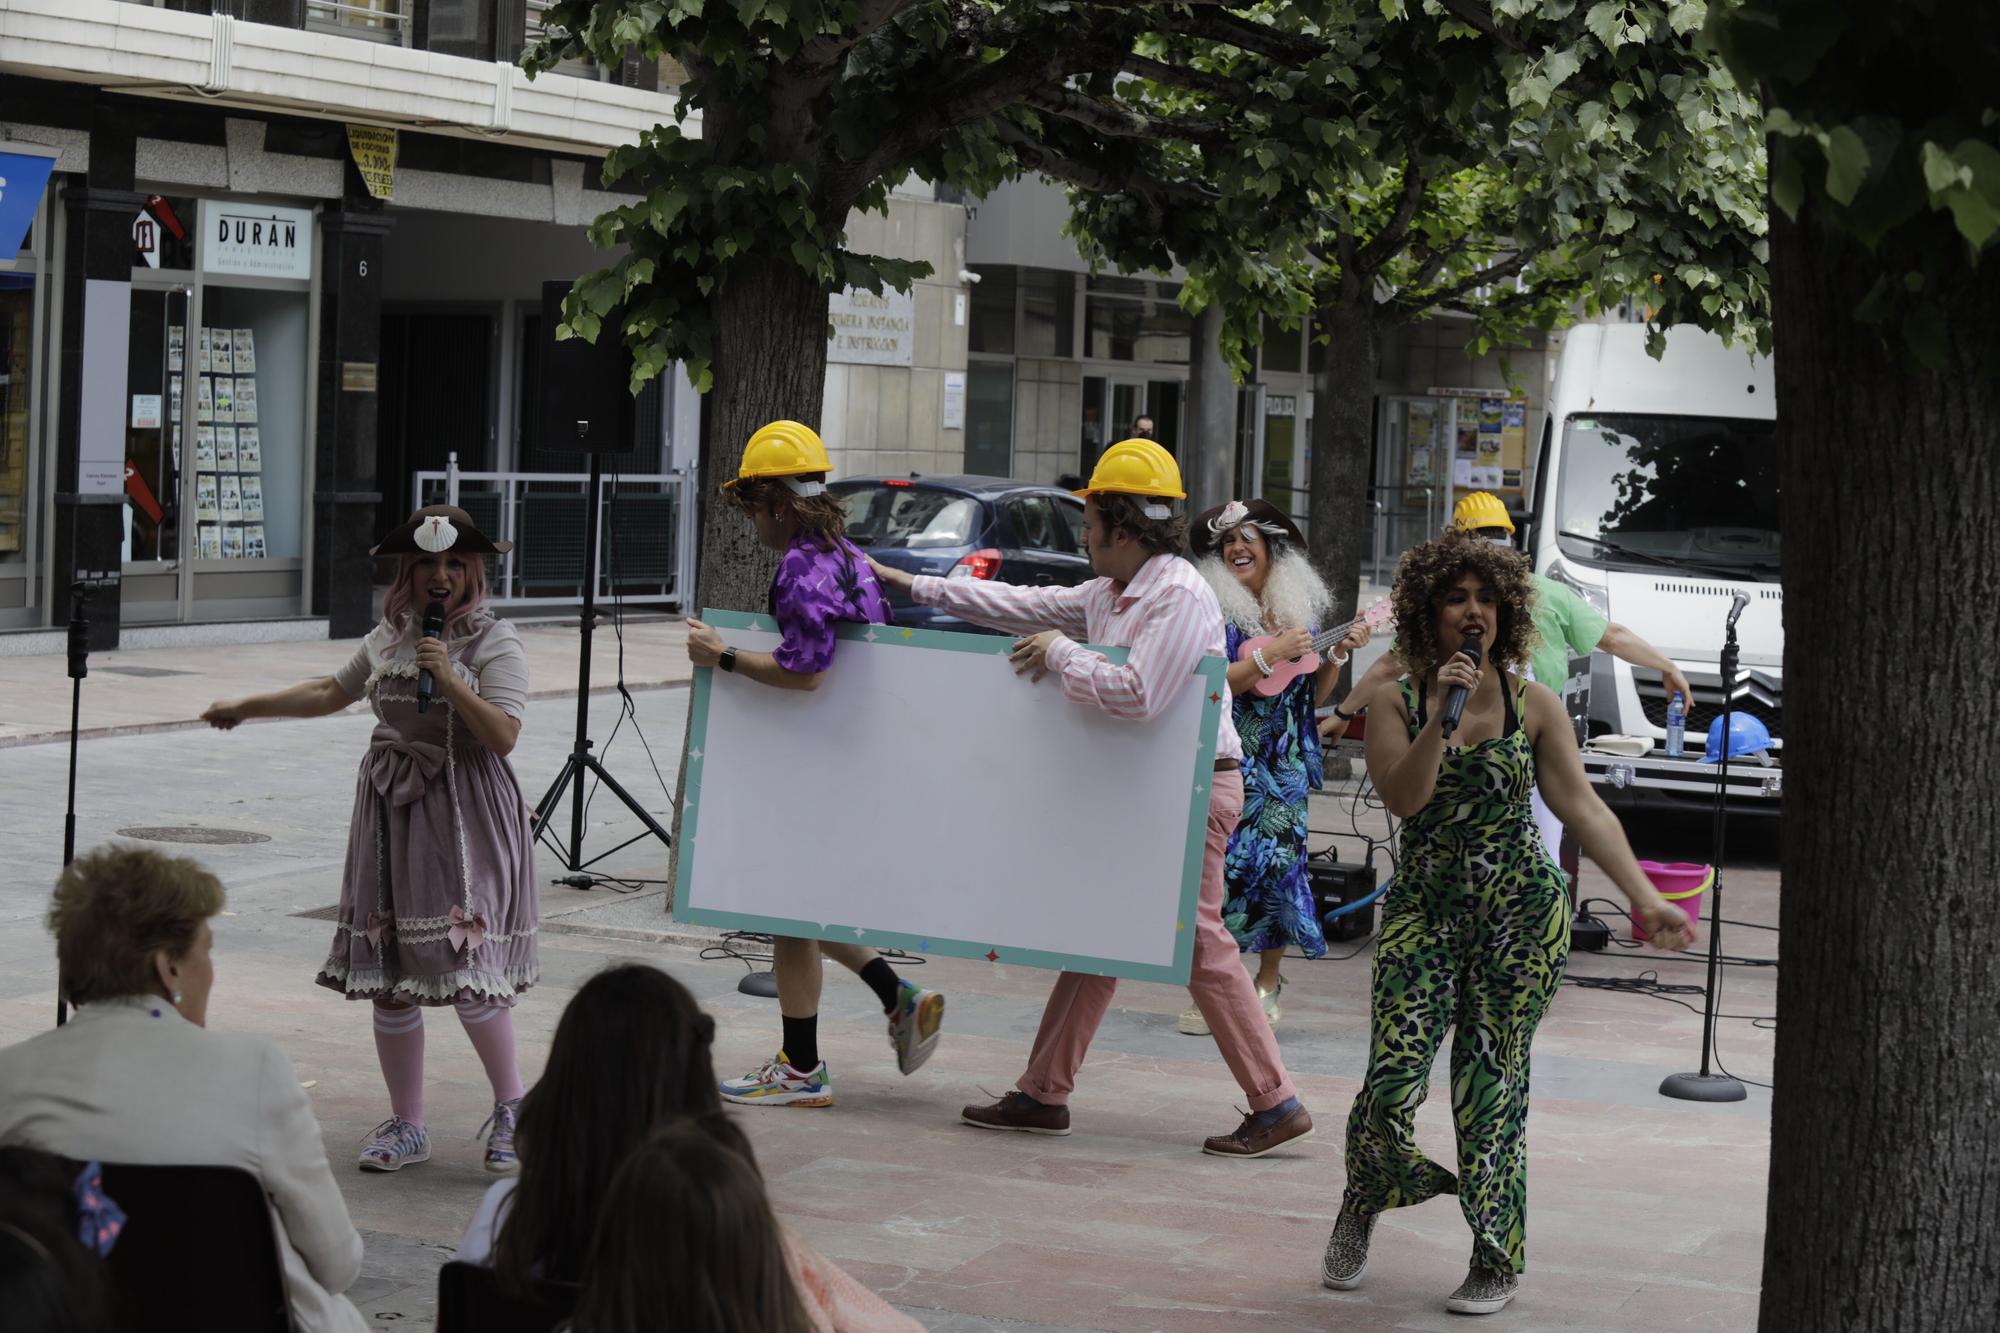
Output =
[
  {"x1": 357, "y1": 1116, "x2": 431, "y2": 1172},
  {"x1": 886, "y1": 983, "x2": 946, "y2": 1075},
  {"x1": 1260, "y1": 975, "x2": 1285, "y2": 1027}
]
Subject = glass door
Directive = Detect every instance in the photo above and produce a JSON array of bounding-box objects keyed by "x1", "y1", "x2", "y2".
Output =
[{"x1": 121, "y1": 278, "x2": 196, "y2": 622}]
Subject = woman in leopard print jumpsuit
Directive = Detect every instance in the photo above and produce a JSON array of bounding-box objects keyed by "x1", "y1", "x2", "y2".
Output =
[{"x1": 1320, "y1": 531, "x2": 1694, "y2": 1316}]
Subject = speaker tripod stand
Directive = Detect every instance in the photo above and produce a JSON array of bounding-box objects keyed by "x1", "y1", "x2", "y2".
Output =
[{"x1": 530, "y1": 451, "x2": 673, "y2": 876}]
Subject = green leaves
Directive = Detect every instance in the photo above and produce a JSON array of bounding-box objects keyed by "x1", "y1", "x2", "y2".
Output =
[
  {"x1": 1921, "y1": 140, "x2": 2000, "y2": 249},
  {"x1": 1823, "y1": 125, "x2": 1869, "y2": 205}
]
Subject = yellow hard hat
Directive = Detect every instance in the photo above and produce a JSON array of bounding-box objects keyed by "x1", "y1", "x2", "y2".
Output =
[
  {"x1": 1452, "y1": 491, "x2": 1515, "y2": 534},
  {"x1": 1077, "y1": 438, "x2": 1186, "y2": 503},
  {"x1": 722, "y1": 420, "x2": 833, "y2": 493}
]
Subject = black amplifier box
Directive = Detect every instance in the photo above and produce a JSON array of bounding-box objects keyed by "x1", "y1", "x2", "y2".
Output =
[{"x1": 1308, "y1": 858, "x2": 1379, "y2": 944}]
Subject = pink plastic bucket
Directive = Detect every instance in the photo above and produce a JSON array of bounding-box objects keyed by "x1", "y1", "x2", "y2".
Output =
[{"x1": 1630, "y1": 861, "x2": 1713, "y2": 941}]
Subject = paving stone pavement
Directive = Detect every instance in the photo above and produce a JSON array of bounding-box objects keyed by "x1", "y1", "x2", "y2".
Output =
[{"x1": 0, "y1": 670, "x2": 1777, "y2": 1331}]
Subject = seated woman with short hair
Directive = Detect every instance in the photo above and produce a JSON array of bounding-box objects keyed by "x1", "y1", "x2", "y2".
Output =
[{"x1": 0, "y1": 846, "x2": 368, "y2": 1333}]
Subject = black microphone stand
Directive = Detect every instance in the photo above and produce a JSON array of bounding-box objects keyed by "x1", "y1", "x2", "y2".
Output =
[
  {"x1": 57, "y1": 585, "x2": 93, "y2": 1028},
  {"x1": 1660, "y1": 596, "x2": 1749, "y2": 1102}
]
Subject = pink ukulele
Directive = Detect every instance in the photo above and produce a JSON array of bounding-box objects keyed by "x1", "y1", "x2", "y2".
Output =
[{"x1": 1237, "y1": 598, "x2": 1396, "y2": 698}]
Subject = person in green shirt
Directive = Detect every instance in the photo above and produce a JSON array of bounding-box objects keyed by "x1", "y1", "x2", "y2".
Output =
[{"x1": 1321, "y1": 494, "x2": 1692, "y2": 856}]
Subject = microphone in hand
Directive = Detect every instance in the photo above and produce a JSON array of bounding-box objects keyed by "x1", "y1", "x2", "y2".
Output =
[
  {"x1": 1439, "y1": 636, "x2": 1483, "y2": 740},
  {"x1": 417, "y1": 600, "x2": 446, "y2": 714}
]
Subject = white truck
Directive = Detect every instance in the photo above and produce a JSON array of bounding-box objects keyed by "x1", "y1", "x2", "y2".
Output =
[{"x1": 1524, "y1": 322, "x2": 1782, "y2": 809}]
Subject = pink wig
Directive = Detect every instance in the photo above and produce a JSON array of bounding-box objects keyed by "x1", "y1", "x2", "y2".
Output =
[{"x1": 383, "y1": 552, "x2": 490, "y2": 641}]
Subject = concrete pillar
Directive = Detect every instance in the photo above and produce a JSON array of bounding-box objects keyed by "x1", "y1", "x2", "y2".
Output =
[{"x1": 1184, "y1": 301, "x2": 1237, "y2": 514}]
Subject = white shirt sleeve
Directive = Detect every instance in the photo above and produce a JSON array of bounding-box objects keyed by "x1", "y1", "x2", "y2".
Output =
[{"x1": 457, "y1": 1178, "x2": 518, "y2": 1266}]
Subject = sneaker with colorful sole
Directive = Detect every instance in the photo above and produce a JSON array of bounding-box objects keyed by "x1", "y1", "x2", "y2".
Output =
[
  {"x1": 358, "y1": 1116, "x2": 431, "y2": 1172},
  {"x1": 888, "y1": 984, "x2": 946, "y2": 1075},
  {"x1": 721, "y1": 1052, "x2": 834, "y2": 1107}
]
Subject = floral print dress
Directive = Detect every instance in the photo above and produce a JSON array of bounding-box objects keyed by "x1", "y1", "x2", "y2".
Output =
[{"x1": 1220, "y1": 621, "x2": 1328, "y2": 958}]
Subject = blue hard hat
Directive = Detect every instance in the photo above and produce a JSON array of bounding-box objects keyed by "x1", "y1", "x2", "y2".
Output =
[{"x1": 1703, "y1": 713, "x2": 1772, "y2": 763}]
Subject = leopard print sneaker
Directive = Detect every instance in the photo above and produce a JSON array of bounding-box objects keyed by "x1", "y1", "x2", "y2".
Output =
[{"x1": 1321, "y1": 1206, "x2": 1376, "y2": 1290}]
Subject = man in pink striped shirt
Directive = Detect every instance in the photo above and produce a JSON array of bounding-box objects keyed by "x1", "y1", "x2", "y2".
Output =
[{"x1": 869, "y1": 440, "x2": 1313, "y2": 1158}]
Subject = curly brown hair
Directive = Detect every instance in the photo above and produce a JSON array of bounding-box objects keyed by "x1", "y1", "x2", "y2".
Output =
[
  {"x1": 1092, "y1": 492, "x2": 1189, "y2": 557},
  {"x1": 729, "y1": 475, "x2": 850, "y2": 551},
  {"x1": 1390, "y1": 528, "x2": 1537, "y2": 680}
]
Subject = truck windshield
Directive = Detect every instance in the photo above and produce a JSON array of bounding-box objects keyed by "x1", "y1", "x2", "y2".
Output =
[{"x1": 1555, "y1": 413, "x2": 1778, "y2": 579}]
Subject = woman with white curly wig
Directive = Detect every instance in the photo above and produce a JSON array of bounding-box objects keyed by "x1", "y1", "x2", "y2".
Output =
[
  {"x1": 202, "y1": 504, "x2": 537, "y2": 1178},
  {"x1": 1185, "y1": 499, "x2": 1371, "y2": 1035}
]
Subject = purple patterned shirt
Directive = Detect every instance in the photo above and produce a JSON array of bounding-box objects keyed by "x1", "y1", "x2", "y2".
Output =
[{"x1": 769, "y1": 535, "x2": 890, "y2": 674}]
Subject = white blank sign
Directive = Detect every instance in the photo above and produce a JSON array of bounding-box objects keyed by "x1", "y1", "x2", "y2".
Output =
[{"x1": 676, "y1": 611, "x2": 1226, "y2": 984}]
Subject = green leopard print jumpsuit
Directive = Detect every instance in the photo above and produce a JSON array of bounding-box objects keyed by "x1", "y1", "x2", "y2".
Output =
[{"x1": 1341, "y1": 676, "x2": 1570, "y2": 1275}]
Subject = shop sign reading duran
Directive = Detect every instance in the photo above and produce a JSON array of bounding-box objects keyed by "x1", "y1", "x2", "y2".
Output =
[{"x1": 198, "y1": 201, "x2": 315, "y2": 281}]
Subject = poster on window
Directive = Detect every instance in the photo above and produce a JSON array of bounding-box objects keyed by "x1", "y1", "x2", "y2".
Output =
[
  {"x1": 221, "y1": 524, "x2": 244, "y2": 559},
  {"x1": 233, "y1": 329, "x2": 257, "y2": 374},
  {"x1": 240, "y1": 473, "x2": 264, "y2": 522},
  {"x1": 233, "y1": 377, "x2": 258, "y2": 424},
  {"x1": 169, "y1": 326, "x2": 184, "y2": 374},
  {"x1": 243, "y1": 524, "x2": 267, "y2": 559},
  {"x1": 196, "y1": 375, "x2": 213, "y2": 423},
  {"x1": 212, "y1": 376, "x2": 235, "y2": 424},
  {"x1": 215, "y1": 427, "x2": 237, "y2": 473},
  {"x1": 195, "y1": 476, "x2": 220, "y2": 522},
  {"x1": 237, "y1": 426, "x2": 261, "y2": 472},
  {"x1": 211, "y1": 328, "x2": 235, "y2": 375},
  {"x1": 170, "y1": 375, "x2": 183, "y2": 425},
  {"x1": 198, "y1": 523, "x2": 222, "y2": 560},
  {"x1": 219, "y1": 474, "x2": 243, "y2": 521},
  {"x1": 194, "y1": 426, "x2": 217, "y2": 472},
  {"x1": 197, "y1": 328, "x2": 212, "y2": 375}
]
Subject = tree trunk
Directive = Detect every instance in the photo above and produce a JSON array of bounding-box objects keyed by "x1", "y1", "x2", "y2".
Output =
[
  {"x1": 1758, "y1": 203, "x2": 2000, "y2": 1328},
  {"x1": 1184, "y1": 301, "x2": 1237, "y2": 514},
  {"x1": 665, "y1": 257, "x2": 830, "y2": 909},
  {"x1": 1306, "y1": 297, "x2": 1379, "y2": 639}
]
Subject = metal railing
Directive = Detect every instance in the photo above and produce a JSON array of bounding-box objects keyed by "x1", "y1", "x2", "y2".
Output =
[
  {"x1": 305, "y1": 0, "x2": 411, "y2": 44},
  {"x1": 413, "y1": 457, "x2": 696, "y2": 609}
]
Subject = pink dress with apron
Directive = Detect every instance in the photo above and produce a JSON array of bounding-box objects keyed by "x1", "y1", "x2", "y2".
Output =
[{"x1": 317, "y1": 613, "x2": 539, "y2": 1006}]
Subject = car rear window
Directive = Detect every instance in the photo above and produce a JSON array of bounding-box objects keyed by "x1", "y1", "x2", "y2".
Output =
[{"x1": 839, "y1": 486, "x2": 984, "y2": 549}]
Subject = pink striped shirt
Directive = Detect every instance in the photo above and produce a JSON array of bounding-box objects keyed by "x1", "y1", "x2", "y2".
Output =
[{"x1": 910, "y1": 554, "x2": 1242, "y2": 762}]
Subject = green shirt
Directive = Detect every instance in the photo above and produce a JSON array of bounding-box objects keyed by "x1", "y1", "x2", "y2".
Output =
[{"x1": 1527, "y1": 572, "x2": 1607, "y2": 688}]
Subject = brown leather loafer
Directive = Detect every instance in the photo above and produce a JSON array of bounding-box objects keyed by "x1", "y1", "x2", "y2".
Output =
[
  {"x1": 1202, "y1": 1102, "x2": 1313, "y2": 1157},
  {"x1": 960, "y1": 1090, "x2": 1071, "y2": 1136}
]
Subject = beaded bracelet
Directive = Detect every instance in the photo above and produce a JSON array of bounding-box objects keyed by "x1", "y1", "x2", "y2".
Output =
[{"x1": 1251, "y1": 648, "x2": 1274, "y2": 676}]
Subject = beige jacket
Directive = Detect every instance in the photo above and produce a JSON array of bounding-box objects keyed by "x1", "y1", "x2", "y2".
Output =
[{"x1": 0, "y1": 997, "x2": 368, "y2": 1333}]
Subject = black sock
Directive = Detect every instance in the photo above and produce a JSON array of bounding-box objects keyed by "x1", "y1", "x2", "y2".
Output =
[
  {"x1": 781, "y1": 1014, "x2": 819, "y2": 1072},
  {"x1": 858, "y1": 958, "x2": 903, "y2": 1013}
]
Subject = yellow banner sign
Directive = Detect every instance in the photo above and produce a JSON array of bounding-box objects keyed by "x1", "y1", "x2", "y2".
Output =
[{"x1": 346, "y1": 125, "x2": 397, "y2": 201}]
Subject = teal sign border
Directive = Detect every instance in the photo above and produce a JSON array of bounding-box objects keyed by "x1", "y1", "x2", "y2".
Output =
[{"x1": 674, "y1": 609, "x2": 1225, "y2": 984}]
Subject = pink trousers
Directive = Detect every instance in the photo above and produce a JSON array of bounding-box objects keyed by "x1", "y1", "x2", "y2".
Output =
[{"x1": 1016, "y1": 771, "x2": 1298, "y2": 1113}]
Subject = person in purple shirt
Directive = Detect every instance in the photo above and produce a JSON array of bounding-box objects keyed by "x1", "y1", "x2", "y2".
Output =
[{"x1": 684, "y1": 421, "x2": 945, "y2": 1108}]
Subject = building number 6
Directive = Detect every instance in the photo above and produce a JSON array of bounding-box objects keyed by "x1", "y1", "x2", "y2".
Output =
[{"x1": 358, "y1": 259, "x2": 369, "y2": 277}]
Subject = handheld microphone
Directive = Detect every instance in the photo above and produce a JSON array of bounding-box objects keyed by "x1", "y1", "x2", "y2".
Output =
[
  {"x1": 1727, "y1": 589, "x2": 1751, "y2": 628},
  {"x1": 417, "y1": 600, "x2": 446, "y2": 713},
  {"x1": 1439, "y1": 636, "x2": 1483, "y2": 740}
]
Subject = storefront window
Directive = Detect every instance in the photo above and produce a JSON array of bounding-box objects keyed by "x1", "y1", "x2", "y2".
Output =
[
  {"x1": 1261, "y1": 316, "x2": 1303, "y2": 374},
  {"x1": 0, "y1": 273, "x2": 32, "y2": 564},
  {"x1": 196, "y1": 286, "x2": 310, "y2": 561},
  {"x1": 968, "y1": 265, "x2": 1016, "y2": 356},
  {"x1": 1084, "y1": 294, "x2": 1190, "y2": 364},
  {"x1": 126, "y1": 284, "x2": 192, "y2": 562},
  {"x1": 1019, "y1": 268, "x2": 1074, "y2": 358}
]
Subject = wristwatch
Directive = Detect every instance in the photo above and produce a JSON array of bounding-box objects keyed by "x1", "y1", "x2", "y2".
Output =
[
  {"x1": 1330, "y1": 702, "x2": 1361, "y2": 722},
  {"x1": 718, "y1": 647, "x2": 738, "y2": 673}
]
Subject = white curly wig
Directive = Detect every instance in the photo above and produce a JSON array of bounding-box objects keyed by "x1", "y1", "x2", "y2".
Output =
[{"x1": 1197, "y1": 538, "x2": 1335, "y2": 636}]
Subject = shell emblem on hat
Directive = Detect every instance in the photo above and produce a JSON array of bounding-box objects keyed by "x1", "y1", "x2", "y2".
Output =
[
  {"x1": 1208, "y1": 500, "x2": 1250, "y2": 538},
  {"x1": 414, "y1": 515, "x2": 460, "y2": 553}
]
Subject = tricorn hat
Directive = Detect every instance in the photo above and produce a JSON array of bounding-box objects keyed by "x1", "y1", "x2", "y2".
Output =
[
  {"x1": 1190, "y1": 498, "x2": 1306, "y2": 559},
  {"x1": 370, "y1": 504, "x2": 513, "y2": 557}
]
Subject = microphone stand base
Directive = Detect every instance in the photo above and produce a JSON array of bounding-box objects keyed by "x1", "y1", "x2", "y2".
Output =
[
  {"x1": 1658, "y1": 1071, "x2": 1747, "y2": 1103},
  {"x1": 737, "y1": 970, "x2": 780, "y2": 999}
]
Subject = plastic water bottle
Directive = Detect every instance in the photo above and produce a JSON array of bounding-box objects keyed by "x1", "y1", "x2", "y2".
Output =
[{"x1": 1664, "y1": 692, "x2": 1686, "y2": 759}]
